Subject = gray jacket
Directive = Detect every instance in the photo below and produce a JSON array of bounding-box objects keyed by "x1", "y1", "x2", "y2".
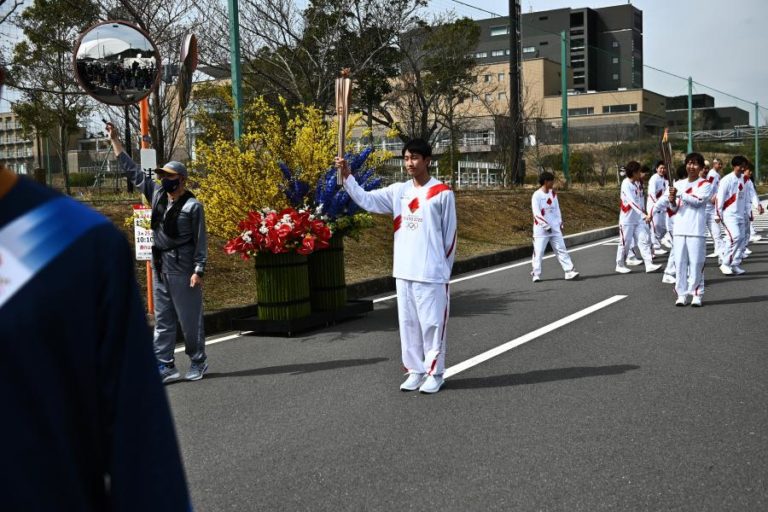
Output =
[{"x1": 118, "y1": 152, "x2": 207, "y2": 276}]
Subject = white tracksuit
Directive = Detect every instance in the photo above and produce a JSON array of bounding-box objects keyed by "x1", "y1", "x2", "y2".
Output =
[
  {"x1": 646, "y1": 172, "x2": 669, "y2": 249},
  {"x1": 344, "y1": 174, "x2": 457, "y2": 377},
  {"x1": 716, "y1": 172, "x2": 747, "y2": 267},
  {"x1": 530, "y1": 188, "x2": 575, "y2": 278},
  {"x1": 704, "y1": 169, "x2": 723, "y2": 260},
  {"x1": 617, "y1": 178, "x2": 653, "y2": 268},
  {"x1": 744, "y1": 178, "x2": 759, "y2": 240},
  {"x1": 653, "y1": 189, "x2": 678, "y2": 276},
  {"x1": 668, "y1": 177, "x2": 713, "y2": 298}
]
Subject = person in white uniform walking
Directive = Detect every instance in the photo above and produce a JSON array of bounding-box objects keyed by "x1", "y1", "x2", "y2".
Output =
[
  {"x1": 716, "y1": 156, "x2": 749, "y2": 275},
  {"x1": 615, "y1": 161, "x2": 662, "y2": 274},
  {"x1": 530, "y1": 171, "x2": 579, "y2": 282},
  {"x1": 666, "y1": 152, "x2": 713, "y2": 306}
]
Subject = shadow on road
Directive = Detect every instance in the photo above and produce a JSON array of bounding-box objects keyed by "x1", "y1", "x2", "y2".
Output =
[
  {"x1": 201, "y1": 357, "x2": 389, "y2": 380},
  {"x1": 446, "y1": 364, "x2": 640, "y2": 390},
  {"x1": 698, "y1": 295, "x2": 768, "y2": 306}
]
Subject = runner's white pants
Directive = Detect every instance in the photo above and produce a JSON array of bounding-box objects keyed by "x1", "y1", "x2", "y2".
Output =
[
  {"x1": 650, "y1": 210, "x2": 667, "y2": 248},
  {"x1": 673, "y1": 235, "x2": 706, "y2": 298},
  {"x1": 616, "y1": 223, "x2": 653, "y2": 266},
  {"x1": 720, "y1": 219, "x2": 745, "y2": 266},
  {"x1": 396, "y1": 279, "x2": 449, "y2": 377},
  {"x1": 705, "y1": 209, "x2": 724, "y2": 260},
  {"x1": 531, "y1": 233, "x2": 575, "y2": 277}
]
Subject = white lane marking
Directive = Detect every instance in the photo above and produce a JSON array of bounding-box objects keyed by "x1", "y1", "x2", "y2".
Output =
[
  {"x1": 196, "y1": 233, "x2": 620, "y2": 349},
  {"x1": 175, "y1": 331, "x2": 253, "y2": 353},
  {"x1": 373, "y1": 236, "x2": 618, "y2": 303},
  {"x1": 443, "y1": 295, "x2": 627, "y2": 379}
]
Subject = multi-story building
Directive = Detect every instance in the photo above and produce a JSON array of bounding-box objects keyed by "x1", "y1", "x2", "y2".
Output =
[
  {"x1": 0, "y1": 111, "x2": 36, "y2": 174},
  {"x1": 666, "y1": 94, "x2": 750, "y2": 131},
  {"x1": 474, "y1": 3, "x2": 643, "y2": 94},
  {"x1": 0, "y1": 110, "x2": 83, "y2": 177}
]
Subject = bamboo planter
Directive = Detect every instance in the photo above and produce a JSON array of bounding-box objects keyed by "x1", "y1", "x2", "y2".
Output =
[
  {"x1": 255, "y1": 252, "x2": 311, "y2": 321},
  {"x1": 308, "y1": 235, "x2": 347, "y2": 311}
]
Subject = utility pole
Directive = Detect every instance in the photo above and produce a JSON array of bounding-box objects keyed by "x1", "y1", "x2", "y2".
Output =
[
  {"x1": 561, "y1": 31, "x2": 570, "y2": 186},
  {"x1": 508, "y1": 0, "x2": 522, "y2": 185},
  {"x1": 228, "y1": 0, "x2": 243, "y2": 141},
  {"x1": 756, "y1": 102, "x2": 761, "y2": 183},
  {"x1": 687, "y1": 76, "x2": 693, "y2": 153}
]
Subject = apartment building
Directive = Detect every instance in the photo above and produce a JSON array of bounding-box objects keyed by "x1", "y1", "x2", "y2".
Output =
[{"x1": 0, "y1": 111, "x2": 36, "y2": 174}]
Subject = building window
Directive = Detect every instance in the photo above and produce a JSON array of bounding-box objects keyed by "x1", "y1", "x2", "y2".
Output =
[
  {"x1": 484, "y1": 93, "x2": 492, "y2": 102},
  {"x1": 491, "y1": 49, "x2": 505, "y2": 57},
  {"x1": 490, "y1": 26, "x2": 509, "y2": 37},
  {"x1": 612, "y1": 41, "x2": 619, "y2": 48},
  {"x1": 505, "y1": 49, "x2": 511, "y2": 55},
  {"x1": 539, "y1": 16, "x2": 549, "y2": 21},
  {"x1": 476, "y1": 52, "x2": 488, "y2": 58},
  {"x1": 612, "y1": 73, "x2": 619, "y2": 80},
  {"x1": 603, "y1": 104, "x2": 637, "y2": 113},
  {"x1": 568, "y1": 107, "x2": 594, "y2": 116},
  {"x1": 612, "y1": 57, "x2": 619, "y2": 64},
  {"x1": 571, "y1": 38, "x2": 584, "y2": 49},
  {"x1": 570, "y1": 12, "x2": 584, "y2": 26},
  {"x1": 497, "y1": 73, "x2": 505, "y2": 82},
  {"x1": 483, "y1": 74, "x2": 492, "y2": 82},
  {"x1": 523, "y1": 46, "x2": 536, "y2": 54},
  {"x1": 498, "y1": 92, "x2": 506, "y2": 100},
  {"x1": 540, "y1": 41, "x2": 549, "y2": 46}
]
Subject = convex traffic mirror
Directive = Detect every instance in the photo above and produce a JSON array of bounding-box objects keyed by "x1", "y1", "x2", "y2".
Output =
[{"x1": 73, "y1": 20, "x2": 161, "y2": 106}]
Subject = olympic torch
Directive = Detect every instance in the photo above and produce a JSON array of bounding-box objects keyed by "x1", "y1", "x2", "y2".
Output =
[
  {"x1": 335, "y1": 68, "x2": 352, "y2": 186},
  {"x1": 661, "y1": 128, "x2": 677, "y2": 203}
]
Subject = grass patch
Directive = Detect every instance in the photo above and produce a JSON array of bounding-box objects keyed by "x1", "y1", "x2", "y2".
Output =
[{"x1": 93, "y1": 186, "x2": 621, "y2": 312}]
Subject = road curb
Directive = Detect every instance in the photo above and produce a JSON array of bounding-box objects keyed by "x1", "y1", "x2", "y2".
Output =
[{"x1": 200, "y1": 224, "x2": 619, "y2": 336}]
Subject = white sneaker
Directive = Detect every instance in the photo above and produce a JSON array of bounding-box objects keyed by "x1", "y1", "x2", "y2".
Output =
[
  {"x1": 743, "y1": 248, "x2": 752, "y2": 256},
  {"x1": 661, "y1": 273, "x2": 676, "y2": 284},
  {"x1": 532, "y1": 275, "x2": 541, "y2": 282},
  {"x1": 654, "y1": 248, "x2": 668, "y2": 256},
  {"x1": 675, "y1": 295, "x2": 687, "y2": 307},
  {"x1": 707, "y1": 251, "x2": 719, "y2": 258},
  {"x1": 691, "y1": 296, "x2": 702, "y2": 307},
  {"x1": 750, "y1": 235, "x2": 762, "y2": 242},
  {"x1": 625, "y1": 257, "x2": 643, "y2": 266},
  {"x1": 732, "y1": 265, "x2": 746, "y2": 275},
  {"x1": 662, "y1": 238, "x2": 673, "y2": 249},
  {"x1": 419, "y1": 375, "x2": 444, "y2": 394},
  {"x1": 645, "y1": 263, "x2": 662, "y2": 273},
  {"x1": 564, "y1": 270, "x2": 579, "y2": 280},
  {"x1": 719, "y1": 264, "x2": 734, "y2": 275},
  {"x1": 615, "y1": 265, "x2": 631, "y2": 274},
  {"x1": 400, "y1": 373, "x2": 425, "y2": 392}
]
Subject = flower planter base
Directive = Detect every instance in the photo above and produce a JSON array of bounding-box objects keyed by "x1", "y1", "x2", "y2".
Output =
[{"x1": 231, "y1": 299, "x2": 373, "y2": 337}]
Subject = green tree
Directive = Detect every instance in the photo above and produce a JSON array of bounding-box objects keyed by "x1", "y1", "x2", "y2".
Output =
[
  {"x1": 193, "y1": 0, "x2": 424, "y2": 116},
  {"x1": 10, "y1": 0, "x2": 99, "y2": 194},
  {"x1": 376, "y1": 16, "x2": 480, "y2": 148}
]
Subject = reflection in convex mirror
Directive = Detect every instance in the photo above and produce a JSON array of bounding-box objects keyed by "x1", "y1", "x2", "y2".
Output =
[{"x1": 73, "y1": 20, "x2": 161, "y2": 106}]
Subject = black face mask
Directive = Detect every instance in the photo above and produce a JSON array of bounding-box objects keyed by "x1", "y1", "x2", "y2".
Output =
[{"x1": 161, "y1": 177, "x2": 181, "y2": 193}]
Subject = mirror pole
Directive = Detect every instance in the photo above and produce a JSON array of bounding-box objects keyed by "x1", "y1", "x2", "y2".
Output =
[
  {"x1": 228, "y1": 0, "x2": 243, "y2": 141},
  {"x1": 139, "y1": 97, "x2": 154, "y2": 317}
]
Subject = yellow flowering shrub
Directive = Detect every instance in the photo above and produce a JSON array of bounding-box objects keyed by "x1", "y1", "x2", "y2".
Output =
[{"x1": 193, "y1": 97, "x2": 378, "y2": 241}]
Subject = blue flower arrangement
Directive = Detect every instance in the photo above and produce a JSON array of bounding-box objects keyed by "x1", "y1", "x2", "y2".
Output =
[{"x1": 278, "y1": 147, "x2": 383, "y2": 237}]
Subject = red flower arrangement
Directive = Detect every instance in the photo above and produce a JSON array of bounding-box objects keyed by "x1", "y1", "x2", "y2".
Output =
[{"x1": 224, "y1": 207, "x2": 332, "y2": 259}]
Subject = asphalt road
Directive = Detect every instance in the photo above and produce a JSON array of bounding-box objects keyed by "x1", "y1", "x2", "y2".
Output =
[{"x1": 167, "y1": 208, "x2": 768, "y2": 512}]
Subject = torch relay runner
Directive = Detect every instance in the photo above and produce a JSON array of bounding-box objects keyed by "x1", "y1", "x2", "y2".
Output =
[{"x1": 336, "y1": 139, "x2": 457, "y2": 394}]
